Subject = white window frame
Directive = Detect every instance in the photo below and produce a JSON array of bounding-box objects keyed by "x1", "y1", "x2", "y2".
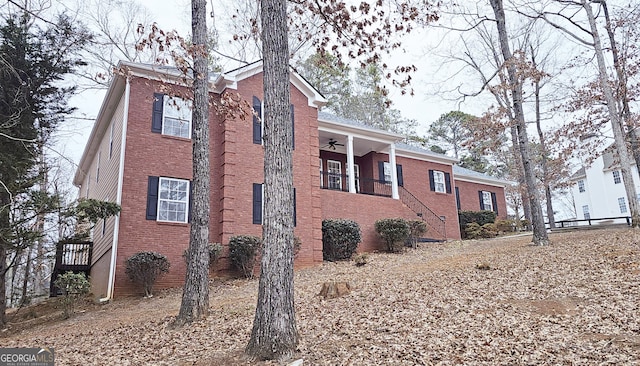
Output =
[
  {"x1": 157, "y1": 177, "x2": 190, "y2": 223},
  {"x1": 582, "y1": 205, "x2": 590, "y2": 220},
  {"x1": 109, "y1": 122, "x2": 114, "y2": 159},
  {"x1": 482, "y1": 191, "x2": 493, "y2": 211},
  {"x1": 613, "y1": 170, "x2": 621, "y2": 184},
  {"x1": 96, "y1": 151, "x2": 101, "y2": 183},
  {"x1": 327, "y1": 160, "x2": 342, "y2": 190},
  {"x1": 577, "y1": 179, "x2": 585, "y2": 193},
  {"x1": 434, "y1": 170, "x2": 446, "y2": 193},
  {"x1": 383, "y1": 162, "x2": 392, "y2": 183},
  {"x1": 319, "y1": 158, "x2": 323, "y2": 187},
  {"x1": 618, "y1": 197, "x2": 628, "y2": 214},
  {"x1": 162, "y1": 96, "x2": 192, "y2": 139}
]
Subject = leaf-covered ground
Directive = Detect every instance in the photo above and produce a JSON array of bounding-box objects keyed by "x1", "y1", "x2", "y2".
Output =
[{"x1": 4, "y1": 228, "x2": 640, "y2": 365}]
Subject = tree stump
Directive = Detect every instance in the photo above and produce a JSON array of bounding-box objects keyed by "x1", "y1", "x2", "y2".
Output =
[{"x1": 318, "y1": 281, "x2": 351, "y2": 299}]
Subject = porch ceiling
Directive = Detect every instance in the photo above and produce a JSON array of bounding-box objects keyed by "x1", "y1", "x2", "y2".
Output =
[{"x1": 318, "y1": 130, "x2": 390, "y2": 156}]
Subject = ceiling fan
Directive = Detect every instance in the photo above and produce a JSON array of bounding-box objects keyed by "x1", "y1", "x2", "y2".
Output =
[{"x1": 323, "y1": 138, "x2": 344, "y2": 150}]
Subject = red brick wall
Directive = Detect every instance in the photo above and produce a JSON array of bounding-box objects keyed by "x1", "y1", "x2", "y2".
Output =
[
  {"x1": 455, "y1": 180, "x2": 507, "y2": 219},
  {"x1": 112, "y1": 73, "x2": 323, "y2": 296},
  {"x1": 114, "y1": 77, "x2": 196, "y2": 296}
]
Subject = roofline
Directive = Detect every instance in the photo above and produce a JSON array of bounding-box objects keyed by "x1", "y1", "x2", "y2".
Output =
[
  {"x1": 395, "y1": 147, "x2": 458, "y2": 165},
  {"x1": 73, "y1": 70, "x2": 127, "y2": 186},
  {"x1": 318, "y1": 116, "x2": 404, "y2": 142},
  {"x1": 453, "y1": 174, "x2": 511, "y2": 187}
]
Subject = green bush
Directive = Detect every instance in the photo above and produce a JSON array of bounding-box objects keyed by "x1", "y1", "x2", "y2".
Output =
[
  {"x1": 54, "y1": 271, "x2": 90, "y2": 319},
  {"x1": 458, "y1": 210, "x2": 497, "y2": 239},
  {"x1": 125, "y1": 251, "x2": 170, "y2": 297},
  {"x1": 375, "y1": 218, "x2": 411, "y2": 253},
  {"x1": 464, "y1": 222, "x2": 499, "y2": 239},
  {"x1": 406, "y1": 220, "x2": 428, "y2": 248},
  {"x1": 229, "y1": 235, "x2": 262, "y2": 279},
  {"x1": 322, "y1": 219, "x2": 361, "y2": 261}
]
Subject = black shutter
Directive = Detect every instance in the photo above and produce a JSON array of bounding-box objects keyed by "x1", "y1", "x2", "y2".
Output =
[
  {"x1": 429, "y1": 170, "x2": 435, "y2": 191},
  {"x1": 290, "y1": 104, "x2": 295, "y2": 150},
  {"x1": 253, "y1": 96, "x2": 262, "y2": 144},
  {"x1": 455, "y1": 187, "x2": 461, "y2": 210},
  {"x1": 491, "y1": 192, "x2": 498, "y2": 214},
  {"x1": 378, "y1": 161, "x2": 386, "y2": 182},
  {"x1": 146, "y1": 176, "x2": 159, "y2": 220},
  {"x1": 152, "y1": 93, "x2": 164, "y2": 133},
  {"x1": 396, "y1": 164, "x2": 403, "y2": 187},
  {"x1": 479, "y1": 191, "x2": 485, "y2": 210},
  {"x1": 293, "y1": 188, "x2": 297, "y2": 227},
  {"x1": 253, "y1": 183, "x2": 263, "y2": 224},
  {"x1": 445, "y1": 172, "x2": 452, "y2": 194}
]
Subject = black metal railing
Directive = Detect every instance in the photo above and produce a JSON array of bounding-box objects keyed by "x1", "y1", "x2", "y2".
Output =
[
  {"x1": 320, "y1": 172, "x2": 392, "y2": 197},
  {"x1": 398, "y1": 186, "x2": 447, "y2": 239},
  {"x1": 50, "y1": 241, "x2": 93, "y2": 296}
]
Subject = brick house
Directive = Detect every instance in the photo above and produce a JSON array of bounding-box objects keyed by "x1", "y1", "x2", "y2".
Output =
[{"x1": 71, "y1": 61, "x2": 508, "y2": 299}]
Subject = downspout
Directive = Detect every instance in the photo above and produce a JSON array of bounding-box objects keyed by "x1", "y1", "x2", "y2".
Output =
[{"x1": 100, "y1": 77, "x2": 130, "y2": 303}]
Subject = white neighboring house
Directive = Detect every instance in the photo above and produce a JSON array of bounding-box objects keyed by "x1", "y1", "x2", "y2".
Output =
[{"x1": 570, "y1": 147, "x2": 640, "y2": 224}]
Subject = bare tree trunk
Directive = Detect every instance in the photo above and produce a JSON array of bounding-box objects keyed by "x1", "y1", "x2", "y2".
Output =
[
  {"x1": 490, "y1": 0, "x2": 549, "y2": 245},
  {"x1": 598, "y1": 1, "x2": 640, "y2": 176},
  {"x1": 20, "y1": 245, "x2": 33, "y2": 306},
  {"x1": 583, "y1": 0, "x2": 640, "y2": 227},
  {"x1": 246, "y1": 0, "x2": 298, "y2": 360},
  {"x1": 175, "y1": 0, "x2": 210, "y2": 325},
  {"x1": 0, "y1": 192, "x2": 10, "y2": 328},
  {"x1": 510, "y1": 127, "x2": 532, "y2": 224},
  {"x1": 531, "y1": 48, "x2": 555, "y2": 229}
]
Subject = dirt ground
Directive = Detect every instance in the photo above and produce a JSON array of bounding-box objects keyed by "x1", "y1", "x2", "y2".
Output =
[{"x1": 2, "y1": 228, "x2": 640, "y2": 365}]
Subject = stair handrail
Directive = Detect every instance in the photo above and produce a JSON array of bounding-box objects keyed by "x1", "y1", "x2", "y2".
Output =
[{"x1": 398, "y1": 186, "x2": 447, "y2": 239}]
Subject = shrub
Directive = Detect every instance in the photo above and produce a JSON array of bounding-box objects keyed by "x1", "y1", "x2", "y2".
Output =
[
  {"x1": 375, "y1": 218, "x2": 411, "y2": 253},
  {"x1": 353, "y1": 253, "x2": 368, "y2": 266},
  {"x1": 458, "y1": 210, "x2": 497, "y2": 239},
  {"x1": 464, "y1": 222, "x2": 499, "y2": 239},
  {"x1": 125, "y1": 252, "x2": 170, "y2": 297},
  {"x1": 406, "y1": 220, "x2": 428, "y2": 248},
  {"x1": 183, "y1": 242, "x2": 224, "y2": 268},
  {"x1": 322, "y1": 219, "x2": 361, "y2": 261},
  {"x1": 229, "y1": 235, "x2": 262, "y2": 279},
  {"x1": 495, "y1": 219, "x2": 514, "y2": 233},
  {"x1": 54, "y1": 271, "x2": 90, "y2": 319}
]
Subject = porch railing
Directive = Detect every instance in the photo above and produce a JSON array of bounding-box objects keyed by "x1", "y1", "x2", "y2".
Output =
[
  {"x1": 398, "y1": 186, "x2": 447, "y2": 239},
  {"x1": 320, "y1": 172, "x2": 391, "y2": 197},
  {"x1": 50, "y1": 241, "x2": 93, "y2": 297}
]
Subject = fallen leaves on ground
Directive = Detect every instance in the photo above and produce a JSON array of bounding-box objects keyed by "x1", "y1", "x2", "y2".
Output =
[{"x1": 3, "y1": 228, "x2": 640, "y2": 365}]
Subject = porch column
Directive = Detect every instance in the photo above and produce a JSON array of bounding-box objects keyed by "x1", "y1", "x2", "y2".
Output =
[
  {"x1": 389, "y1": 143, "x2": 399, "y2": 199},
  {"x1": 346, "y1": 135, "x2": 356, "y2": 193}
]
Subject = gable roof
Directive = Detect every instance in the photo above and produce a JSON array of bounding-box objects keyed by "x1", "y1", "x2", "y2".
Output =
[
  {"x1": 569, "y1": 167, "x2": 586, "y2": 181},
  {"x1": 452, "y1": 165, "x2": 511, "y2": 187}
]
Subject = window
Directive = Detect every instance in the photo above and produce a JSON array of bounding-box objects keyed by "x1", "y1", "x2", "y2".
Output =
[
  {"x1": 109, "y1": 122, "x2": 114, "y2": 158},
  {"x1": 354, "y1": 164, "x2": 360, "y2": 192},
  {"x1": 482, "y1": 191, "x2": 493, "y2": 212},
  {"x1": 578, "y1": 179, "x2": 585, "y2": 193},
  {"x1": 96, "y1": 151, "x2": 101, "y2": 183},
  {"x1": 383, "y1": 162, "x2": 392, "y2": 183},
  {"x1": 433, "y1": 171, "x2": 446, "y2": 193},
  {"x1": 162, "y1": 96, "x2": 192, "y2": 138},
  {"x1": 613, "y1": 170, "x2": 621, "y2": 184},
  {"x1": 429, "y1": 169, "x2": 450, "y2": 193},
  {"x1": 582, "y1": 205, "x2": 590, "y2": 220},
  {"x1": 253, "y1": 183, "x2": 296, "y2": 226},
  {"x1": 618, "y1": 197, "x2": 628, "y2": 213},
  {"x1": 152, "y1": 177, "x2": 190, "y2": 223},
  {"x1": 252, "y1": 96, "x2": 295, "y2": 146},
  {"x1": 319, "y1": 158, "x2": 323, "y2": 187},
  {"x1": 327, "y1": 160, "x2": 342, "y2": 190}
]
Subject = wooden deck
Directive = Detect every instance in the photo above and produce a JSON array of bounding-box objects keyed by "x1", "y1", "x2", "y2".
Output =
[{"x1": 50, "y1": 241, "x2": 93, "y2": 296}]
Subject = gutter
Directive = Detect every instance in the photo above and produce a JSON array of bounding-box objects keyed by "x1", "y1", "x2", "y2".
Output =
[{"x1": 100, "y1": 77, "x2": 130, "y2": 303}]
